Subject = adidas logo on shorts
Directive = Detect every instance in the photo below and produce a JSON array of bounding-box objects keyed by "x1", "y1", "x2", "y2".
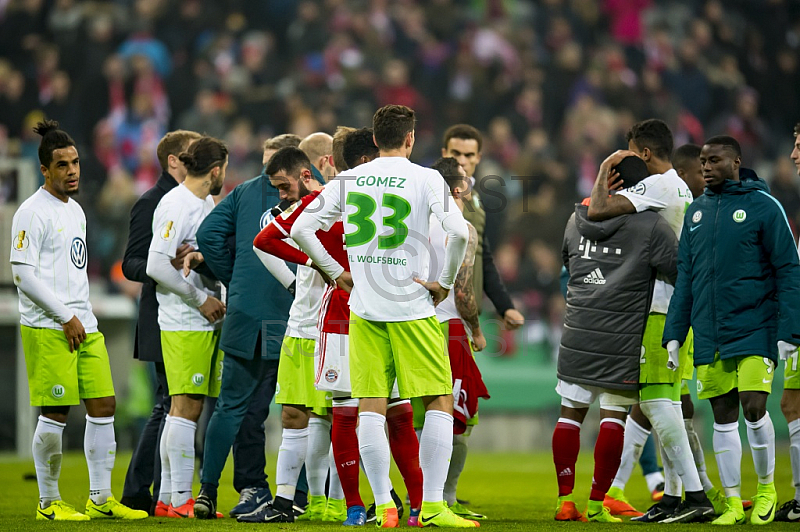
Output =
[{"x1": 583, "y1": 268, "x2": 606, "y2": 285}]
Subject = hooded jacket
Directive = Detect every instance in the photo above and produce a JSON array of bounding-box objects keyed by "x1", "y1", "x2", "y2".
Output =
[
  {"x1": 663, "y1": 169, "x2": 800, "y2": 365},
  {"x1": 559, "y1": 205, "x2": 678, "y2": 390}
]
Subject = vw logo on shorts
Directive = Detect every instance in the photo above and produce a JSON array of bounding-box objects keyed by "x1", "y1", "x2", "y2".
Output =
[
  {"x1": 192, "y1": 373, "x2": 205, "y2": 386},
  {"x1": 51, "y1": 384, "x2": 65, "y2": 399},
  {"x1": 70, "y1": 237, "x2": 87, "y2": 269}
]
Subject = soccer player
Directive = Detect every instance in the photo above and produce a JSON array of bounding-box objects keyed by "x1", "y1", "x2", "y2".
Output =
[
  {"x1": 121, "y1": 129, "x2": 201, "y2": 514},
  {"x1": 775, "y1": 123, "x2": 800, "y2": 522},
  {"x1": 423, "y1": 157, "x2": 489, "y2": 520},
  {"x1": 11, "y1": 120, "x2": 147, "y2": 521},
  {"x1": 254, "y1": 138, "x2": 424, "y2": 526},
  {"x1": 188, "y1": 140, "x2": 298, "y2": 519},
  {"x1": 673, "y1": 144, "x2": 706, "y2": 200},
  {"x1": 238, "y1": 146, "x2": 333, "y2": 523},
  {"x1": 589, "y1": 120, "x2": 713, "y2": 522},
  {"x1": 292, "y1": 105, "x2": 475, "y2": 528},
  {"x1": 555, "y1": 150, "x2": 679, "y2": 523},
  {"x1": 663, "y1": 135, "x2": 800, "y2": 525},
  {"x1": 145, "y1": 137, "x2": 228, "y2": 517},
  {"x1": 440, "y1": 124, "x2": 523, "y2": 516}
]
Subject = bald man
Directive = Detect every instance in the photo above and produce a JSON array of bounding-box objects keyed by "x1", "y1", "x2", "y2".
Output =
[{"x1": 299, "y1": 132, "x2": 336, "y2": 182}]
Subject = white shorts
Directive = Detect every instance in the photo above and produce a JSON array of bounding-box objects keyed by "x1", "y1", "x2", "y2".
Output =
[
  {"x1": 315, "y1": 331, "x2": 350, "y2": 393},
  {"x1": 556, "y1": 379, "x2": 637, "y2": 412}
]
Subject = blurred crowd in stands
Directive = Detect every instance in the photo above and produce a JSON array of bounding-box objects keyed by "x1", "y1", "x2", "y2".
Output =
[{"x1": 1, "y1": 0, "x2": 800, "y2": 354}]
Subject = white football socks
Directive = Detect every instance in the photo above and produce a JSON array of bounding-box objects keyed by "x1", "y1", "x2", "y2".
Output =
[
  {"x1": 276, "y1": 427, "x2": 309, "y2": 501},
  {"x1": 610, "y1": 417, "x2": 649, "y2": 491},
  {"x1": 33, "y1": 415, "x2": 65, "y2": 508},
  {"x1": 789, "y1": 419, "x2": 800, "y2": 501},
  {"x1": 158, "y1": 415, "x2": 172, "y2": 505},
  {"x1": 167, "y1": 416, "x2": 196, "y2": 507},
  {"x1": 307, "y1": 417, "x2": 332, "y2": 497},
  {"x1": 685, "y1": 418, "x2": 714, "y2": 492},
  {"x1": 713, "y1": 422, "x2": 742, "y2": 498},
  {"x1": 85, "y1": 415, "x2": 116, "y2": 505},
  {"x1": 420, "y1": 410, "x2": 454, "y2": 503},
  {"x1": 444, "y1": 432, "x2": 468, "y2": 506},
  {"x1": 358, "y1": 412, "x2": 392, "y2": 506},
  {"x1": 641, "y1": 399, "x2": 702, "y2": 493},
  {"x1": 328, "y1": 445, "x2": 344, "y2": 500},
  {"x1": 745, "y1": 412, "x2": 775, "y2": 484}
]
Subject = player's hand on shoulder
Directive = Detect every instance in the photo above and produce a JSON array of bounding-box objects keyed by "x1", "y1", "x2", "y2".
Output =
[
  {"x1": 335, "y1": 271, "x2": 353, "y2": 293},
  {"x1": 61, "y1": 315, "x2": 86, "y2": 353},
  {"x1": 414, "y1": 278, "x2": 449, "y2": 306},
  {"x1": 471, "y1": 329, "x2": 487, "y2": 352},
  {"x1": 778, "y1": 340, "x2": 798, "y2": 361},
  {"x1": 199, "y1": 295, "x2": 226, "y2": 323},
  {"x1": 182, "y1": 251, "x2": 204, "y2": 277},
  {"x1": 171, "y1": 243, "x2": 194, "y2": 270}
]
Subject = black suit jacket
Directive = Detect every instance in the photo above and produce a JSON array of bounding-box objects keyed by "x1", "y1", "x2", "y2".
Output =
[{"x1": 122, "y1": 171, "x2": 178, "y2": 362}]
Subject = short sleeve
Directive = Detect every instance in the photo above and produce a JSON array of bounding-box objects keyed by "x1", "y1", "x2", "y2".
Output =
[
  {"x1": 149, "y1": 201, "x2": 186, "y2": 258},
  {"x1": 616, "y1": 175, "x2": 669, "y2": 213},
  {"x1": 10, "y1": 208, "x2": 46, "y2": 266}
]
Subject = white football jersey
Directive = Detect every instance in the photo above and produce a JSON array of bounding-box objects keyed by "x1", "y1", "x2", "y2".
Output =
[
  {"x1": 617, "y1": 168, "x2": 693, "y2": 313},
  {"x1": 10, "y1": 188, "x2": 97, "y2": 332},
  {"x1": 149, "y1": 184, "x2": 222, "y2": 331},
  {"x1": 286, "y1": 263, "x2": 325, "y2": 339},
  {"x1": 303, "y1": 157, "x2": 464, "y2": 322},
  {"x1": 429, "y1": 213, "x2": 467, "y2": 324}
]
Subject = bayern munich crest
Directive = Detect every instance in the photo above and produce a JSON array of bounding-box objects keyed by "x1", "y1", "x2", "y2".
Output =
[{"x1": 325, "y1": 369, "x2": 339, "y2": 383}]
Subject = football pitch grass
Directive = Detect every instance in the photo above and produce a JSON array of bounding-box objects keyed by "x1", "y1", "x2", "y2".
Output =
[{"x1": 1, "y1": 450, "x2": 798, "y2": 531}]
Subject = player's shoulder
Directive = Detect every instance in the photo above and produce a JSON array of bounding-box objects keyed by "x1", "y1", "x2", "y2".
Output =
[{"x1": 15, "y1": 190, "x2": 53, "y2": 222}]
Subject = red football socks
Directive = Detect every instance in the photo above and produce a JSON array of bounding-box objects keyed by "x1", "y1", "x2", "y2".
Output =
[
  {"x1": 387, "y1": 402, "x2": 423, "y2": 509},
  {"x1": 332, "y1": 406, "x2": 363, "y2": 507}
]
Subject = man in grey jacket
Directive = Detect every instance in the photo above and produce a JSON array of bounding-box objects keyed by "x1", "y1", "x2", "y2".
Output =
[{"x1": 552, "y1": 151, "x2": 680, "y2": 523}]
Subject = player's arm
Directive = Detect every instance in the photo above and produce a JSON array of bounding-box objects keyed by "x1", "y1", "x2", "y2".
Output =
[
  {"x1": 588, "y1": 150, "x2": 640, "y2": 221},
  {"x1": 291, "y1": 180, "x2": 345, "y2": 280},
  {"x1": 196, "y1": 191, "x2": 236, "y2": 286},
  {"x1": 662, "y1": 215, "x2": 693, "y2": 347},
  {"x1": 760, "y1": 199, "x2": 800, "y2": 346},
  {"x1": 122, "y1": 196, "x2": 154, "y2": 283},
  {"x1": 454, "y1": 224, "x2": 485, "y2": 349},
  {"x1": 253, "y1": 246, "x2": 296, "y2": 293}
]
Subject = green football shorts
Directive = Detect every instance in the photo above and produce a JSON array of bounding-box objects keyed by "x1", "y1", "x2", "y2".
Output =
[
  {"x1": 275, "y1": 336, "x2": 331, "y2": 415},
  {"x1": 21, "y1": 326, "x2": 115, "y2": 406},
  {"x1": 641, "y1": 314, "x2": 691, "y2": 385},
  {"x1": 350, "y1": 313, "x2": 451, "y2": 399},
  {"x1": 161, "y1": 330, "x2": 223, "y2": 397},
  {"x1": 697, "y1": 353, "x2": 775, "y2": 400},
  {"x1": 785, "y1": 351, "x2": 800, "y2": 390}
]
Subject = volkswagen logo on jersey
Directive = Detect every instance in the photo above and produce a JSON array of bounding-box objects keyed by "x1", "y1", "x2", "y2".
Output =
[
  {"x1": 260, "y1": 210, "x2": 274, "y2": 230},
  {"x1": 628, "y1": 182, "x2": 647, "y2": 195},
  {"x1": 70, "y1": 237, "x2": 87, "y2": 269}
]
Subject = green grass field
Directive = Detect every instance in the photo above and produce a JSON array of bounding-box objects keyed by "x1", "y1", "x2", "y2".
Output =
[{"x1": 0, "y1": 449, "x2": 798, "y2": 530}]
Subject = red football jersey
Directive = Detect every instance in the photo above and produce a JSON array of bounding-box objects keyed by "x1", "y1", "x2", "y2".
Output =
[{"x1": 253, "y1": 190, "x2": 350, "y2": 334}]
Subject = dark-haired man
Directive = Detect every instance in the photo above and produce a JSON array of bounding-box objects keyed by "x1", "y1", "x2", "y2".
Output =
[
  {"x1": 673, "y1": 144, "x2": 705, "y2": 200},
  {"x1": 121, "y1": 129, "x2": 201, "y2": 514},
  {"x1": 11, "y1": 120, "x2": 147, "y2": 521},
  {"x1": 238, "y1": 147, "x2": 332, "y2": 523},
  {"x1": 293, "y1": 105, "x2": 476, "y2": 528},
  {"x1": 777, "y1": 123, "x2": 800, "y2": 522},
  {"x1": 664, "y1": 135, "x2": 800, "y2": 525}
]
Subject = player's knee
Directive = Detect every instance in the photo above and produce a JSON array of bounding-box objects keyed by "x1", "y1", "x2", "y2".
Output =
[
  {"x1": 85, "y1": 396, "x2": 116, "y2": 418},
  {"x1": 281, "y1": 405, "x2": 308, "y2": 429},
  {"x1": 740, "y1": 396, "x2": 767, "y2": 423},
  {"x1": 781, "y1": 392, "x2": 800, "y2": 422},
  {"x1": 681, "y1": 394, "x2": 694, "y2": 419}
]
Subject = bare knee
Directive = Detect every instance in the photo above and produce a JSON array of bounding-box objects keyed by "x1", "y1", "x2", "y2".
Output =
[
  {"x1": 41, "y1": 406, "x2": 69, "y2": 424},
  {"x1": 169, "y1": 394, "x2": 204, "y2": 422},
  {"x1": 739, "y1": 391, "x2": 768, "y2": 423},
  {"x1": 281, "y1": 404, "x2": 309, "y2": 429},
  {"x1": 84, "y1": 396, "x2": 116, "y2": 418},
  {"x1": 782, "y1": 390, "x2": 800, "y2": 423},
  {"x1": 681, "y1": 393, "x2": 694, "y2": 420},
  {"x1": 422, "y1": 394, "x2": 453, "y2": 415}
]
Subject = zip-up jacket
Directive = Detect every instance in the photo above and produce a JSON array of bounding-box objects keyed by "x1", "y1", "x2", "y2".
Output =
[
  {"x1": 559, "y1": 205, "x2": 678, "y2": 390},
  {"x1": 663, "y1": 169, "x2": 800, "y2": 365}
]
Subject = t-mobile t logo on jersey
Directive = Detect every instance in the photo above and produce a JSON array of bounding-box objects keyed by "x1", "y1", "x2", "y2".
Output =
[{"x1": 583, "y1": 268, "x2": 606, "y2": 285}]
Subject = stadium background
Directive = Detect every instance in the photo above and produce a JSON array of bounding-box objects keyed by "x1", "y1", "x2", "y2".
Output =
[{"x1": 0, "y1": 0, "x2": 799, "y2": 457}]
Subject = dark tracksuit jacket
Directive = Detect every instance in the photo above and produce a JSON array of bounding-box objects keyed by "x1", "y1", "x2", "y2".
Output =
[
  {"x1": 559, "y1": 205, "x2": 678, "y2": 391},
  {"x1": 663, "y1": 169, "x2": 800, "y2": 365}
]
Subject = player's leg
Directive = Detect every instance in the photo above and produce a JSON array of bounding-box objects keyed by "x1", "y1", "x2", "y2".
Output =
[
  {"x1": 552, "y1": 385, "x2": 589, "y2": 522},
  {"x1": 21, "y1": 325, "x2": 85, "y2": 520},
  {"x1": 606, "y1": 404, "x2": 649, "y2": 515},
  {"x1": 639, "y1": 433, "x2": 665, "y2": 500},
  {"x1": 702, "y1": 354, "x2": 746, "y2": 525},
  {"x1": 77, "y1": 332, "x2": 147, "y2": 520},
  {"x1": 229, "y1": 358, "x2": 278, "y2": 517},
  {"x1": 778, "y1": 385, "x2": 800, "y2": 521},
  {"x1": 332, "y1": 396, "x2": 365, "y2": 525},
  {"x1": 195, "y1": 350, "x2": 264, "y2": 519},
  {"x1": 387, "y1": 395, "x2": 423, "y2": 523},
  {"x1": 738, "y1": 356, "x2": 777, "y2": 525}
]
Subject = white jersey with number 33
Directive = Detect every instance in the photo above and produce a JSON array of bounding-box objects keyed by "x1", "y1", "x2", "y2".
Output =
[
  {"x1": 301, "y1": 157, "x2": 464, "y2": 322},
  {"x1": 10, "y1": 188, "x2": 97, "y2": 332}
]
